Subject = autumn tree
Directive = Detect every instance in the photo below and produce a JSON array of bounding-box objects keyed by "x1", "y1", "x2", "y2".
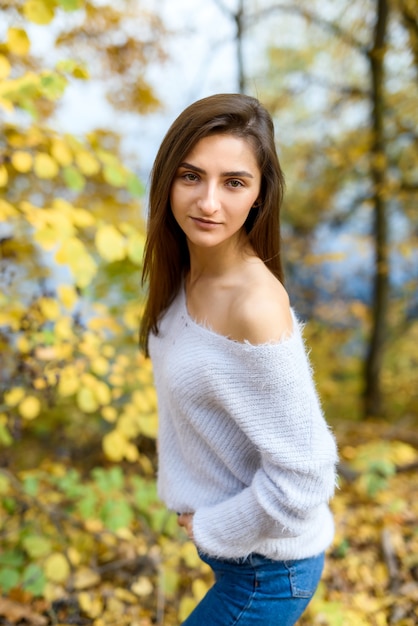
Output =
[{"x1": 221, "y1": 0, "x2": 418, "y2": 418}]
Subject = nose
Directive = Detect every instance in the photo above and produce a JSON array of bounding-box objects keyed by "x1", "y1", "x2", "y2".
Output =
[{"x1": 197, "y1": 182, "x2": 220, "y2": 215}]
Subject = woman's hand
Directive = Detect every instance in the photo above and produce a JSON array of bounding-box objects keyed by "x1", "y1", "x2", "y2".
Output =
[{"x1": 177, "y1": 513, "x2": 194, "y2": 540}]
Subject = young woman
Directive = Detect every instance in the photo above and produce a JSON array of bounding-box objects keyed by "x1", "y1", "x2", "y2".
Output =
[{"x1": 140, "y1": 93, "x2": 338, "y2": 625}]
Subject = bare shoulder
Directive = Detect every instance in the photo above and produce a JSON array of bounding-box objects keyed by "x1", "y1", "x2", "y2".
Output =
[{"x1": 228, "y1": 270, "x2": 293, "y2": 345}]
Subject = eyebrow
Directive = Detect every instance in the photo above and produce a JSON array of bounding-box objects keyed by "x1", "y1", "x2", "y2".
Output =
[{"x1": 179, "y1": 162, "x2": 254, "y2": 179}]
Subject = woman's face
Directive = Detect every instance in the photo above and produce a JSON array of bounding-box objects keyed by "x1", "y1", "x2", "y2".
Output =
[{"x1": 170, "y1": 133, "x2": 261, "y2": 252}]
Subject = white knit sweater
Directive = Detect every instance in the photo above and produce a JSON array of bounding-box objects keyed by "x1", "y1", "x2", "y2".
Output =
[{"x1": 149, "y1": 286, "x2": 338, "y2": 561}]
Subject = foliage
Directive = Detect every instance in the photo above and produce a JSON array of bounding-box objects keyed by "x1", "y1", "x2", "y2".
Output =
[
  {"x1": 251, "y1": 0, "x2": 418, "y2": 416},
  {"x1": 0, "y1": 0, "x2": 160, "y2": 464},
  {"x1": 1, "y1": 421, "x2": 417, "y2": 625},
  {"x1": 1, "y1": 2, "x2": 418, "y2": 625}
]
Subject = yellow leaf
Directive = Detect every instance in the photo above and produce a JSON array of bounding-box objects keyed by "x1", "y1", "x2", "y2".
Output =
[
  {"x1": 180, "y1": 542, "x2": 201, "y2": 568},
  {"x1": 0, "y1": 199, "x2": 17, "y2": 221},
  {"x1": 55, "y1": 238, "x2": 97, "y2": 288},
  {"x1": 23, "y1": 0, "x2": 55, "y2": 25},
  {"x1": 77, "y1": 386, "x2": 99, "y2": 413},
  {"x1": 102, "y1": 345, "x2": 115, "y2": 358},
  {"x1": 44, "y1": 553, "x2": 70, "y2": 583},
  {"x1": 95, "y1": 225, "x2": 126, "y2": 262},
  {"x1": 44, "y1": 208, "x2": 74, "y2": 238},
  {"x1": 33, "y1": 377, "x2": 47, "y2": 390},
  {"x1": 124, "y1": 442, "x2": 139, "y2": 462},
  {"x1": 4, "y1": 387, "x2": 25, "y2": 407},
  {"x1": 11, "y1": 150, "x2": 33, "y2": 173},
  {"x1": 117, "y1": 413, "x2": 140, "y2": 439},
  {"x1": 390, "y1": 441, "x2": 417, "y2": 465},
  {"x1": 0, "y1": 165, "x2": 8, "y2": 187},
  {"x1": 58, "y1": 366, "x2": 80, "y2": 397},
  {"x1": 123, "y1": 303, "x2": 140, "y2": 330},
  {"x1": 91, "y1": 357, "x2": 109, "y2": 376},
  {"x1": 73, "y1": 567, "x2": 100, "y2": 590},
  {"x1": 192, "y1": 578, "x2": 209, "y2": 601},
  {"x1": 94, "y1": 380, "x2": 111, "y2": 405},
  {"x1": 75, "y1": 151, "x2": 100, "y2": 176},
  {"x1": 38, "y1": 297, "x2": 60, "y2": 321},
  {"x1": 57, "y1": 284, "x2": 77, "y2": 309},
  {"x1": 0, "y1": 472, "x2": 11, "y2": 495},
  {"x1": 126, "y1": 230, "x2": 145, "y2": 265},
  {"x1": 55, "y1": 317, "x2": 73, "y2": 340},
  {"x1": 33, "y1": 226, "x2": 58, "y2": 250},
  {"x1": 0, "y1": 54, "x2": 11, "y2": 80},
  {"x1": 70, "y1": 207, "x2": 95, "y2": 228},
  {"x1": 178, "y1": 596, "x2": 197, "y2": 623},
  {"x1": 51, "y1": 138, "x2": 73, "y2": 166},
  {"x1": 77, "y1": 592, "x2": 103, "y2": 618},
  {"x1": 101, "y1": 406, "x2": 117, "y2": 422},
  {"x1": 7, "y1": 28, "x2": 31, "y2": 55},
  {"x1": 131, "y1": 576, "x2": 153, "y2": 597},
  {"x1": 138, "y1": 411, "x2": 158, "y2": 438},
  {"x1": 34, "y1": 152, "x2": 59, "y2": 179},
  {"x1": 67, "y1": 547, "x2": 81, "y2": 566},
  {"x1": 16, "y1": 336, "x2": 31, "y2": 353},
  {"x1": 0, "y1": 97, "x2": 14, "y2": 113},
  {"x1": 18, "y1": 396, "x2": 41, "y2": 420},
  {"x1": 115, "y1": 587, "x2": 138, "y2": 604},
  {"x1": 102, "y1": 430, "x2": 127, "y2": 462}
]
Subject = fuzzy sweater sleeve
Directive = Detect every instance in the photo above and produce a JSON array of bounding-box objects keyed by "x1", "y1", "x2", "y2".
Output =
[{"x1": 190, "y1": 325, "x2": 338, "y2": 557}]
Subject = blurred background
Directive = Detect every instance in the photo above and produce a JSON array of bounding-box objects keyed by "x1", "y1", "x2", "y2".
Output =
[{"x1": 0, "y1": 1, "x2": 417, "y2": 624}]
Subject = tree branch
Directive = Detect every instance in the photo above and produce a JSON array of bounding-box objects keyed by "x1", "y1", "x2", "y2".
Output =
[{"x1": 244, "y1": 3, "x2": 368, "y2": 55}]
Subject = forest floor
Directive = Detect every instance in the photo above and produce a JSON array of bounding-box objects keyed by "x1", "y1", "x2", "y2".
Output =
[{"x1": 0, "y1": 417, "x2": 417, "y2": 626}]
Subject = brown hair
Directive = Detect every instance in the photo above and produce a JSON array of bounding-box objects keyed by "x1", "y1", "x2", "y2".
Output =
[{"x1": 140, "y1": 93, "x2": 285, "y2": 352}]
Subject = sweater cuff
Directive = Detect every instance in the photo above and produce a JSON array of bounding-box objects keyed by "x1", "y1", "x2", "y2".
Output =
[{"x1": 192, "y1": 485, "x2": 291, "y2": 559}]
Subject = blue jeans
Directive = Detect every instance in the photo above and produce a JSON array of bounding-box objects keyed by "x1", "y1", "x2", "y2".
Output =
[{"x1": 182, "y1": 551, "x2": 324, "y2": 626}]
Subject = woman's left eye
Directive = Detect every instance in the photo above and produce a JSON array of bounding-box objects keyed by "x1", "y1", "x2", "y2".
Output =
[{"x1": 227, "y1": 179, "x2": 244, "y2": 188}]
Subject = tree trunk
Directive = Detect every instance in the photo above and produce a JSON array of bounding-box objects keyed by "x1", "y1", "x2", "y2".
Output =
[
  {"x1": 363, "y1": 0, "x2": 390, "y2": 417},
  {"x1": 235, "y1": 0, "x2": 245, "y2": 93}
]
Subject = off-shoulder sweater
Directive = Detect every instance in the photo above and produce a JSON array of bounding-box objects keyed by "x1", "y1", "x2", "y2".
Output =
[{"x1": 148, "y1": 286, "x2": 338, "y2": 561}]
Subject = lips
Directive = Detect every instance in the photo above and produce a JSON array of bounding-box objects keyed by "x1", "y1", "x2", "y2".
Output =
[{"x1": 192, "y1": 217, "x2": 219, "y2": 225}]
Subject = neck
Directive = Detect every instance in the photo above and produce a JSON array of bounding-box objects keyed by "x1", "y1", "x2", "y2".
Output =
[{"x1": 187, "y1": 233, "x2": 254, "y2": 285}]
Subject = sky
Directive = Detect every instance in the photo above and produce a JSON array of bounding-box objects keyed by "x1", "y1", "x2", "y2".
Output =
[
  {"x1": 51, "y1": 0, "x2": 241, "y2": 179},
  {"x1": 3, "y1": 0, "x2": 415, "y2": 290}
]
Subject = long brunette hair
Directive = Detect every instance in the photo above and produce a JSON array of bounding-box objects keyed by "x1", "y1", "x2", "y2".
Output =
[{"x1": 140, "y1": 93, "x2": 285, "y2": 352}]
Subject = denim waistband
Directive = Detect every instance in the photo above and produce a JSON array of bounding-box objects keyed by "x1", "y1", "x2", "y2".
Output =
[{"x1": 198, "y1": 550, "x2": 325, "y2": 569}]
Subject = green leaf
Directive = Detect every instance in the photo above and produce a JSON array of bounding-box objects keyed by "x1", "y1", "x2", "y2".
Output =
[
  {"x1": 40, "y1": 72, "x2": 68, "y2": 100},
  {"x1": 62, "y1": 165, "x2": 85, "y2": 191},
  {"x1": 23, "y1": 535, "x2": 52, "y2": 558},
  {"x1": 0, "y1": 472, "x2": 10, "y2": 494},
  {"x1": 0, "y1": 423, "x2": 13, "y2": 447},
  {"x1": 23, "y1": 475, "x2": 39, "y2": 497},
  {"x1": 0, "y1": 549, "x2": 25, "y2": 568},
  {"x1": 2, "y1": 496, "x2": 17, "y2": 514},
  {"x1": 132, "y1": 476, "x2": 158, "y2": 510},
  {"x1": 56, "y1": 59, "x2": 89, "y2": 79},
  {"x1": 103, "y1": 163, "x2": 127, "y2": 187},
  {"x1": 100, "y1": 499, "x2": 134, "y2": 531},
  {"x1": 77, "y1": 488, "x2": 98, "y2": 520},
  {"x1": 22, "y1": 563, "x2": 46, "y2": 596},
  {"x1": 92, "y1": 466, "x2": 124, "y2": 492},
  {"x1": 127, "y1": 173, "x2": 145, "y2": 197},
  {"x1": 53, "y1": 468, "x2": 82, "y2": 498},
  {"x1": 57, "y1": 0, "x2": 83, "y2": 11},
  {"x1": 0, "y1": 567, "x2": 20, "y2": 592}
]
